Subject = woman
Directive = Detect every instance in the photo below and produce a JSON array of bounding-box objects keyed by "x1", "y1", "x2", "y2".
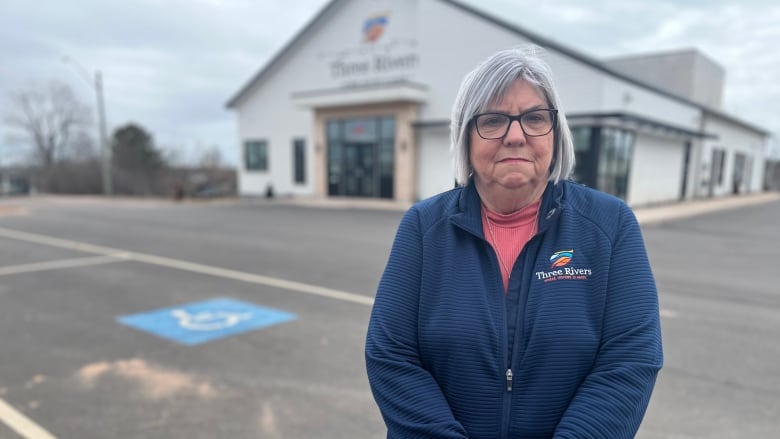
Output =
[{"x1": 365, "y1": 46, "x2": 663, "y2": 438}]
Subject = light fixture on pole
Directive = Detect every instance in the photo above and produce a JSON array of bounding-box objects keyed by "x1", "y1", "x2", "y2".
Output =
[{"x1": 62, "y1": 56, "x2": 113, "y2": 196}]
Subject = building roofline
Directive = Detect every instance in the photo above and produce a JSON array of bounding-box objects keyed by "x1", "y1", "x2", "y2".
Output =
[
  {"x1": 567, "y1": 112, "x2": 717, "y2": 139},
  {"x1": 601, "y1": 47, "x2": 704, "y2": 62},
  {"x1": 226, "y1": 0, "x2": 769, "y2": 138},
  {"x1": 702, "y1": 107, "x2": 770, "y2": 136},
  {"x1": 441, "y1": 0, "x2": 769, "y2": 137},
  {"x1": 412, "y1": 119, "x2": 449, "y2": 129},
  {"x1": 291, "y1": 79, "x2": 428, "y2": 99},
  {"x1": 440, "y1": 0, "x2": 709, "y2": 109},
  {"x1": 225, "y1": 0, "x2": 340, "y2": 109},
  {"x1": 291, "y1": 80, "x2": 430, "y2": 108}
]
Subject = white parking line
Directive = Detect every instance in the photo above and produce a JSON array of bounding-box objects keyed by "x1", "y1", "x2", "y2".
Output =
[
  {"x1": 0, "y1": 398, "x2": 57, "y2": 439},
  {"x1": 0, "y1": 227, "x2": 374, "y2": 306},
  {"x1": 0, "y1": 227, "x2": 374, "y2": 435},
  {"x1": 0, "y1": 255, "x2": 129, "y2": 277}
]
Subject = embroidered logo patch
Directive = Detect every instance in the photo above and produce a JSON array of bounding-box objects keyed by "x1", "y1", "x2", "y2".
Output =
[
  {"x1": 536, "y1": 249, "x2": 592, "y2": 282},
  {"x1": 549, "y1": 249, "x2": 573, "y2": 268}
]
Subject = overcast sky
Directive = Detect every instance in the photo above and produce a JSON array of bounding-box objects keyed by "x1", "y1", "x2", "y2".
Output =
[{"x1": 2, "y1": 0, "x2": 778, "y2": 167}]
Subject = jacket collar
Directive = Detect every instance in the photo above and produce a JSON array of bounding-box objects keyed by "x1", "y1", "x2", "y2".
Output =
[{"x1": 451, "y1": 179, "x2": 566, "y2": 238}]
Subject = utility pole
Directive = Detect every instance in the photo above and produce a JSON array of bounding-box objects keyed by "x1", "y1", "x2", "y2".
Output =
[
  {"x1": 94, "y1": 71, "x2": 112, "y2": 195},
  {"x1": 63, "y1": 56, "x2": 112, "y2": 195}
]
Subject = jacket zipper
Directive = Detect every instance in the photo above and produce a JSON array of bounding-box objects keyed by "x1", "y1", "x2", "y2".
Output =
[
  {"x1": 502, "y1": 233, "x2": 541, "y2": 439},
  {"x1": 484, "y1": 241, "x2": 514, "y2": 439},
  {"x1": 501, "y1": 252, "x2": 515, "y2": 439}
]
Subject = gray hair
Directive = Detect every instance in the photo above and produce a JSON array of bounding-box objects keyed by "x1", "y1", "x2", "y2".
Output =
[{"x1": 450, "y1": 46, "x2": 575, "y2": 185}]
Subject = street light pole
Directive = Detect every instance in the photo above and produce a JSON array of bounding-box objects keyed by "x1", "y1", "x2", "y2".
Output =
[
  {"x1": 94, "y1": 71, "x2": 112, "y2": 195},
  {"x1": 63, "y1": 56, "x2": 112, "y2": 196}
]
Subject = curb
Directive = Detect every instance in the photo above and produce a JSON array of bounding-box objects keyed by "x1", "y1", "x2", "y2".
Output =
[{"x1": 633, "y1": 192, "x2": 780, "y2": 225}]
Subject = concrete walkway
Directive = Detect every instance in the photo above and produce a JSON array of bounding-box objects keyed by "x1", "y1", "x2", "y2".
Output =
[
  {"x1": 632, "y1": 191, "x2": 780, "y2": 225},
  {"x1": 281, "y1": 191, "x2": 780, "y2": 225},
  {"x1": 2, "y1": 191, "x2": 779, "y2": 225}
]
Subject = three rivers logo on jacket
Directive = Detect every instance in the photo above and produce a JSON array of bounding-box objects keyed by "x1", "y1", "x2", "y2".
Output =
[{"x1": 536, "y1": 249, "x2": 593, "y2": 282}]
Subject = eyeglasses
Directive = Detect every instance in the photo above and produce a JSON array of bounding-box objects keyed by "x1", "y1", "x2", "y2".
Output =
[{"x1": 471, "y1": 109, "x2": 558, "y2": 139}]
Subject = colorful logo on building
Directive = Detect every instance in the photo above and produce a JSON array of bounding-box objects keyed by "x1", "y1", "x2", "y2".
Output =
[
  {"x1": 363, "y1": 14, "x2": 389, "y2": 42},
  {"x1": 550, "y1": 249, "x2": 573, "y2": 268}
]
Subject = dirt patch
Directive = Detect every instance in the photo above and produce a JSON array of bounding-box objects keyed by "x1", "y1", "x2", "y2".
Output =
[
  {"x1": 0, "y1": 206, "x2": 28, "y2": 217},
  {"x1": 24, "y1": 374, "x2": 46, "y2": 389},
  {"x1": 76, "y1": 358, "x2": 217, "y2": 401}
]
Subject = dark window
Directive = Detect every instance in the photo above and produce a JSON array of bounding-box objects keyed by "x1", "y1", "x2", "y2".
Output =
[
  {"x1": 293, "y1": 138, "x2": 306, "y2": 184},
  {"x1": 570, "y1": 126, "x2": 597, "y2": 187},
  {"x1": 598, "y1": 127, "x2": 635, "y2": 200},
  {"x1": 680, "y1": 141, "x2": 692, "y2": 200},
  {"x1": 245, "y1": 140, "x2": 268, "y2": 171},
  {"x1": 711, "y1": 149, "x2": 726, "y2": 186},
  {"x1": 326, "y1": 116, "x2": 394, "y2": 198}
]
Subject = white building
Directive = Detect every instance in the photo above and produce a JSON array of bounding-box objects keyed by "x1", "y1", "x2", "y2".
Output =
[{"x1": 226, "y1": 0, "x2": 769, "y2": 206}]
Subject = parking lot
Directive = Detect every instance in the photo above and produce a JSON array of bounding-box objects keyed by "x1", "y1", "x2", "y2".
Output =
[{"x1": 0, "y1": 195, "x2": 778, "y2": 438}]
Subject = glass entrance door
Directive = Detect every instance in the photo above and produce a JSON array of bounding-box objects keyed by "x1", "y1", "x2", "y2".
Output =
[
  {"x1": 344, "y1": 143, "x2": 375, "y2": 196},
  {"x1": 326, "y1": 117, "x2": 394, "y2": 198}
]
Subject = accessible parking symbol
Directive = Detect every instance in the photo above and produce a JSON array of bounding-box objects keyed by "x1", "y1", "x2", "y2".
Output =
[{"x1": 117, "y1": 298, "x2": 297, "y2": 345}]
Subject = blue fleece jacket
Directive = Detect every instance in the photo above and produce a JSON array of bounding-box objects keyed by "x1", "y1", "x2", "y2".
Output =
[{"x1": 365, "y1": 180, "x2": 663, "y2": 439}]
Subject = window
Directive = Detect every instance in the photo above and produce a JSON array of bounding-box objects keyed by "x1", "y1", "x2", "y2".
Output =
[
  {"x1": 245, "y1": 140, "x2": 268, "y2": 171},
  {"x1": 293, "y1": 138, "x2": 306, "y2": 184},
  {"x1": 570, "y1": 126, "x2": 595, "y2": 187},
  {"x1": 326, "y1": 116, "x2": 394, "y2": 198},
  {"x1": 597, "y1": 127, "x2": 635, "y2": 200},
  {"x1": 711, "y1": 149, "x2": 726, "y2": 186}
]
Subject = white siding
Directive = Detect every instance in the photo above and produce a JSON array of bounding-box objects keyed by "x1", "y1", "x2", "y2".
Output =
[
  {"x1": 416, "y1": 1, "x2": 608, "y2": 119},
  {"x1": 416, "y1": 0, "x2": 533, "y2": 120},
  {"x1": 230, "y1": 0, "x2": 769, "y2": 203},
  {"x1": 628, "y1": 133, "x2": 686, "y2": 205},
  {"x1": 698, "y1": 114, "x2": 767, "y2": 197},
  {"x1": 600, "y1": 76, "x2": 701, "y2": 131},
  {"x1": 544, "y1": 54, "x2": 606, "y2": 114},
  {"x1": 235, "y1": 0, "x2": 421, "y2": 197},
  {"x1": 237, "y1": 81, "x2": 314, "y2": 197},
  {"x1": 416, "y1": 125, "x2": 453, "y2": 200}
]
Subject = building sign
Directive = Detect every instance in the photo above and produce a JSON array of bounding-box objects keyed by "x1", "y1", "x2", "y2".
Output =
[
  {"x1": 320, "y1": 11, "x2": 419, "y2": 83},
  {"x1": 330, "y1": 53, "x2": 419, "y2": 78}
]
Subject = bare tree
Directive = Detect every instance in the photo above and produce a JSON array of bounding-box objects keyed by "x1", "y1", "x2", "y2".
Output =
[
  {"x1": 4, "y1": 81, "x2": 92, "y2": 169},
  {"x1": 198, "y1": 146, "x2": 223, "y2": 169},
  {"x1": 66, "y1": 130, "x2": 98, "y2": 161}
]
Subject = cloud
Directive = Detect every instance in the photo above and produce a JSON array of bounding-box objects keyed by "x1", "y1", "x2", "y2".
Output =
[
  {"x1": 616, "y1": 2, "x2": 780, "y2": 135},
  {"x1": 2, "y1": 0, "x2": 778, "y2": 169},
  {"x1": 1, "y1": 0, "x2": 331, "y2": 166},
  {"x1": 465, "y1": 0, "x2": 780, "y2": 139}
]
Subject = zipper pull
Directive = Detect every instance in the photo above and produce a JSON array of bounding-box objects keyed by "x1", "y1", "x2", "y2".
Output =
[{"x1": 506, "y1": 368, "x2": 513, "y2": 392}]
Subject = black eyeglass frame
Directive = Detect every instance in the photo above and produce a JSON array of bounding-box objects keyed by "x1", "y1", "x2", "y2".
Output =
[{"x1": 470, "y1": 109, "x2": 559, "y2": 139}]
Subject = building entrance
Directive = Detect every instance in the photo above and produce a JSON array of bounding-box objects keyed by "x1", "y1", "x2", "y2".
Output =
[
  {"x1": 343, "y1": 143, "x2": 375, "y2": 197},
  {"x1": 327, "y1": 117, "x2": 395, "y2": 198}
]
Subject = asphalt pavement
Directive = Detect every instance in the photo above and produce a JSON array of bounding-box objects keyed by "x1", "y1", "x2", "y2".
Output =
[{"x1": 0, "y1": 192, "x2": 778, "y2": 438}]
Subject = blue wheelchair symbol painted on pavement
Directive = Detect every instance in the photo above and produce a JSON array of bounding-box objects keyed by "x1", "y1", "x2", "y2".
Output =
[{"x1": 117, "y1": 298, "x2": 297, "y2": 345}]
